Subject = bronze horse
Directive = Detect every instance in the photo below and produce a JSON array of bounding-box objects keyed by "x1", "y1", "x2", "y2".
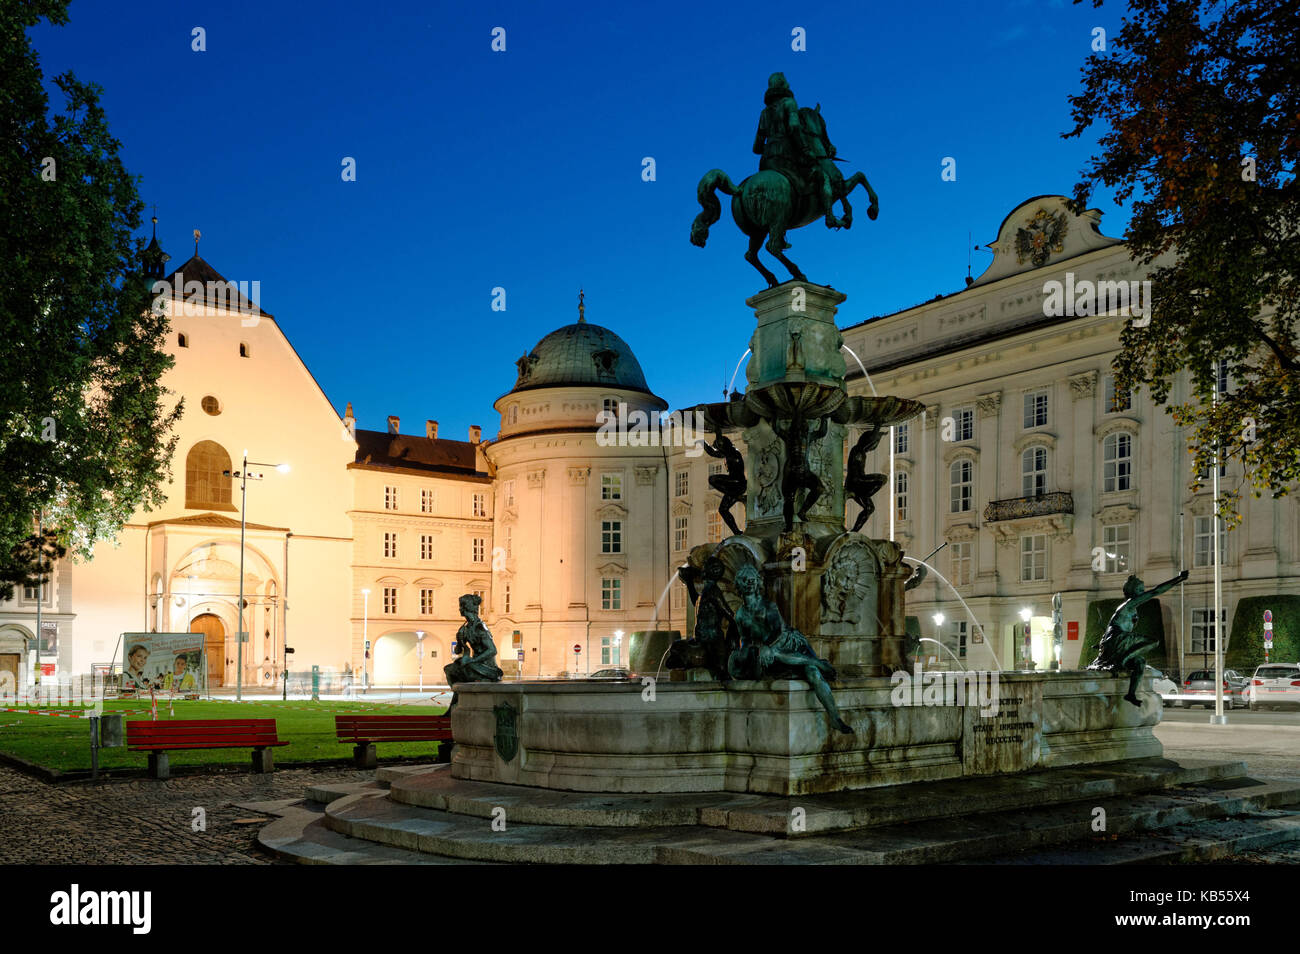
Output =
[{"x1": 690, "y1": 106, "x2": 879, "y2": 287}]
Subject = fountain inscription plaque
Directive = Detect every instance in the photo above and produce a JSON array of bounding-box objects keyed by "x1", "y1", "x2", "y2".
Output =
[{"x1": 962, "y1": 678, "x2": 1042, "y2": 775}]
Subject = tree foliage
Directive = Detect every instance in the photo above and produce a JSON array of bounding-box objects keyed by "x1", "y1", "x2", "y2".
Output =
[
  {"x1": 1064, "y1": 0, "x2": 1300, "y2": 526},
  {"x1": 0, "y1": 1, "x2": 181, "y2": 598}
]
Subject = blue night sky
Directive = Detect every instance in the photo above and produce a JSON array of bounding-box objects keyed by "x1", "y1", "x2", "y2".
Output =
[{"x1": 33, "y1": 0, "x2": 1127, "y2": 439}]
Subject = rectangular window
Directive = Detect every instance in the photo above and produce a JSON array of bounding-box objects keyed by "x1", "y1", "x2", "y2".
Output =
[
  {"x1": 949, "y1": 459, "x2": 973, "y2": 513},
  {"x1": 504, "y1": 524, "x2": 512, "y2": 558},
  {"x1": 708, "y1": 461, "x2": 724, "y2": 477},
  {"x1": 1023, "y1": 390, "x2": 1049, "y2": 429},
  {"x1": 673, "y1": 515, "x2": 690, "y2": 552},
  {"x1": 472, "y1": 493, "x2": 487, "y2": 517},
  {"x1": 600, "y1": 635, "x2": 622, "y2": 666},
  {"x1": 1022, "y1": 446, "x2": 1048, "y2": 497},
  {"x1": 384, "y1": 485, "x2": 399, "y2": 510},
  {"x1": 420, "y1": 588, "x2": 434, "y2": 615},
  {"x1": 383, "y1": 532, "x2": 398, "y2": 559},
  {"x1": 1190, "y1": 608, "x2": 1225, "y2": 654},
  {"x1": 1198, "y1": 456, "x2": 1227, "y2": 480},
  {"x1": 502, "y1": 481, "x2": 514, "y2": 508},
  {"x1": 674, "y1": 470, "x2": 689, "y2": 497},
  {"x1": 894, "y1": 423, "x2": 909, "y2": 455},
  {"x1": 1102, "y1": 523, "x2": 1131, "y2": 574},
  {"x1": 503, "y1": 583, "x2": 511, "y2": 615},
  {"x1": 420, "y1": 534, "x2": 433, "y2": 561},
  {"x1": 953, "y1": 406, "x2": 975, "y2": 442},
  {"x1": 955, "y1": 620, "x2": 968, "y2": 659},
  {"x1": 1102, "y1": 433, "x2": 1132, "y2": 492},
  {"x1": 601, "y1": 520, "x2": 622, "y2": 554},
  {"x1": 707, "y1": 510, "x2": 723, "y2": 543},
  {"x1": 601, "y1": 473, "x2": 622, "y2": 500},
  {"x1": 472, "y1": 537, "x2": 486, "y2": 563},
  {"x1": 1020, "y1": 534, "x2": 1047, "y2": 583},
  {"x1": 1104, "y1": 375, "x2": 1131, "y2": 413},
  {"x1": 951, "y1": 541, "x2": 973, "y2": 587},
  {"x1": 601, "y1": 577, "x2": 622, "y2": 611},
  {"x1": 382, "y1": 587, "x2": 397, "y2": 615},
  {"x1": 895, "y1": 471, "x2": 909, "y2": 521},
  {"x1": 671, "y1": 582, "x2": 686, "y2": 612},
  {"x1": 1216, "y1": 359, "x2": 1230, "y2": 396},
  {"x1": 1193, "y1": 515, "x2": 1226, "y2": 567},
  {"x1": 602, "y1": 397, "x2": 619, "y2": 419},
  {"x1": 421, "y1": 488, "x2": 435, "y2": 513},
  {"x1": 472, "y1": 588, "x2": 485, "y2": 604}
]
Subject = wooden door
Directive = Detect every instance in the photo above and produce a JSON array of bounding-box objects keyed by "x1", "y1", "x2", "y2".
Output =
[{"x1": 190, "y1": 614, "x2": 225, "y2": 688}]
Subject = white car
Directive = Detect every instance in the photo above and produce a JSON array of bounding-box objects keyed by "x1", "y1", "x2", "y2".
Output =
[
  {"x1": 1246, "y1": 663, "x2": 1300, "y2": 710},
  {"x1": 1148, "y1": 668, "x2": 1180, "y2": 705}
]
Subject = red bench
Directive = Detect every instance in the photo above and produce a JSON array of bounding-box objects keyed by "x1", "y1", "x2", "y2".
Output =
[
  {"x1": 335, "y1": 714, "x2": 453, "y2": 768},
  {"x1": 127, "y1": 719, "x2": 287, "y2": 779}
]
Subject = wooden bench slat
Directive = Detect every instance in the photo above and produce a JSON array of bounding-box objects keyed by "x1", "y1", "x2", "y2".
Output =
[{"x1": 127, "y1": 718, "x2": 286, "y2": 752}]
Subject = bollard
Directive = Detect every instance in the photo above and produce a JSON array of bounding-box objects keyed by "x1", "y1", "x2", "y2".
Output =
[
  {"x1": 311, "y1": 664, "x2": 320, "y2": 702},
  {"x1": 100, "y1": 713, "x2": 124, "y2": 748}
]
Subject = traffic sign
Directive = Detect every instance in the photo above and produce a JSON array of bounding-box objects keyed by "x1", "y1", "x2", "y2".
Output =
[
  {"x1": 516, "y1": 650, "x2": 524, "y2": 662},
  {"x1": 573, "y1": 644, "x2": 581, "y2": 654},
  {"x1": 1264, "y1": 610, "x2": 1273, "y2": 623}
]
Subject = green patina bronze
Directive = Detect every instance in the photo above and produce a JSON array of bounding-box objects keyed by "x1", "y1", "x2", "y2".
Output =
[
  {"x1": 1088, "y1": 571, "x2": 1189, "y2": 706},
  {"x1": 690, "y1": 72, "x2": 879, "y2": 286}
]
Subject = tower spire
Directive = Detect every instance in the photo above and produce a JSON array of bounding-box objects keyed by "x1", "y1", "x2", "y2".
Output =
[{"x1": 577, "y1": 288, "x2": 585, "y2": 323}]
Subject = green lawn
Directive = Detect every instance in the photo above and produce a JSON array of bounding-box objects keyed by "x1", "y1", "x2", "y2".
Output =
[{"x1": 0, "y1": 699, "x2": 449, "y2": 775}]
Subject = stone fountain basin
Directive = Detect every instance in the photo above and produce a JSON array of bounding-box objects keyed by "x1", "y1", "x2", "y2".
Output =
[
  {"x1": 449, "y1": 671, "x2": 1161, "y2": 796},
  {"x1": 698, "y1": 393, "x2": 924, "y2": 434}
]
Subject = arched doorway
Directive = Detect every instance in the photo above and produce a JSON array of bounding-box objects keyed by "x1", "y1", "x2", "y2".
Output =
[
  {"x1": 373, "y1": 631, "x2": 420, "y2": 686},
  {"x1": 190, "y1": 614, "x2": 225, "y2": 688}
]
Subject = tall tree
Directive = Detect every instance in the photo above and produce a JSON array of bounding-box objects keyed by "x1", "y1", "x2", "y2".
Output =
[
  {"x1": 1064, "y1": 0, "x2": 1299, "y2": 526},
  {"x1": 0, "y1": 1, "x2": 181, "y2": 599}
]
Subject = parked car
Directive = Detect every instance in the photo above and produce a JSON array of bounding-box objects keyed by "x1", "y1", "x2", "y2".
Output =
[
  {"x1": 1180, "y1": 669, "x2": 1249, "y2": 708},
  {"x1": 1148, "y1": 668, "x2": 1180, "y2": 706},
  {"x1": 1246, "y1": 663, "x2": 1300, "y2": 710},
  {"x1": 588, "y1": 668, "x2": 636, "y2": 680}
]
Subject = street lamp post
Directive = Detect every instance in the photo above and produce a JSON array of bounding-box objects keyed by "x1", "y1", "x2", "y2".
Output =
[
  {"x1": 417, "y1": 630, "x2": 426, "y2": 693},
  {"x1": 361, "y1": 588, "x2": 370, "y2": 692},
  {"x1": 224, "y1": 451, "x2": 289, "y2": 701},
  {"x1": 614, "y1": 629, "x2": 623, "y2": 669}
]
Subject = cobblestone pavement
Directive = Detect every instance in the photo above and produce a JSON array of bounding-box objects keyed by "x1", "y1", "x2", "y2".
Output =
[{"x1": 0, "y1": 764, "x2": 372, "y2": 864}]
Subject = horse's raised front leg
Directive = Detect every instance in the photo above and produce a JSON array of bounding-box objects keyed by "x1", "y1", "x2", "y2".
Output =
[
  {"x1": 844, "y1": 171, "x2": 878, "y2": 222},
  {"x1": 746, "y1": 231, "x2": 780, "y2": 287}
]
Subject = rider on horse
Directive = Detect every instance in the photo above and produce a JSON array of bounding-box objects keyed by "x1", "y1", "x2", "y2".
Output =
[{"x1": 752, "y1": 73, "x2": 837, "y2": 229}]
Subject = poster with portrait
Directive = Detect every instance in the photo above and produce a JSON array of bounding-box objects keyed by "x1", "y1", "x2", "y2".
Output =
[{"x1": 120, "y1": 633, "x2": 205, "y2": 695}]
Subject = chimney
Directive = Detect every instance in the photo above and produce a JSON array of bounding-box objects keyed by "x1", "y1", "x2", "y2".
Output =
[
  {"x1": 343, "y1": 401, "x2": 356, "y2": 439},
  {"x1": 426, "y1": 420, "x2": 438, "y2": 440},
  {"x1": 469, "y1": 424, "x2": 482, "y2": 444},
  {"x1": 387, "y1": 415, "x2": 400, "y2": 435}
]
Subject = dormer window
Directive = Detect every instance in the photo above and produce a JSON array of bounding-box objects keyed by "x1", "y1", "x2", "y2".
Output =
[{"x1": 592, "y1": 348, "x2": 618, "y2": 376}]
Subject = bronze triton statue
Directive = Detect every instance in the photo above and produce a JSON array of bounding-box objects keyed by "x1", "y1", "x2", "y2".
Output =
[
  {"x1": 1087, "y1": 571, "x2": 1189, "y2": 707},
  {"x1": 844, "y1": 423, "x2": 889, "y2": 532},
  {"x1": 690, "y1": 72, "x2": 879, "y2": 286},
  {"x1": 698, "y1": 433, "x2": 747, "y2": 536},
  {"x1": 771, "y1": 412, "x2": 828, "y2": 533}
]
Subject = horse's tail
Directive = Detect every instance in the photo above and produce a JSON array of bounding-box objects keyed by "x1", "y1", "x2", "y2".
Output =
[{"x1": 690, "y1": 169, "x2": 740, "y2": 247}]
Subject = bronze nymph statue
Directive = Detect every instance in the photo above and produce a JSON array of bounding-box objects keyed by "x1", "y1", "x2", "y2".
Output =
[
  {"x1": 698, "y1": 433, "x2": 747, "y2": 536},
  {"x1": 1087, "y1": 571, "x2": 1189, "y2": 706}
]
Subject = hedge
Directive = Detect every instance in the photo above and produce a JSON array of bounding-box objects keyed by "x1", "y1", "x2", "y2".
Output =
[{"x1": 1225, "y1": 595, "x2": 1300, "y2": 672}]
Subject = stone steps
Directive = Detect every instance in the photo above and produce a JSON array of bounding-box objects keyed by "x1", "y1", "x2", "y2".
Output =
[
  {"x1": 960, "y1": 809, "x2": 1300, "y2": 865},
  {"x1": 388, "y1": 757, "x2": 1247, "y2": 836},
  {"x1": 258, "y1": 806, "x2": 491, "y2": 865},
  {"x1": 316, "y1": 771, "x2": 1300, "y2": 865}
]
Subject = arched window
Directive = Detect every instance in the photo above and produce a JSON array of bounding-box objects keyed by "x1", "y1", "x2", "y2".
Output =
[
  {"x1": 949, "y1": 459, "x2": 973, "y2": 513},
  {"x1": 239, "y1": 342, "x2": 250, "y2": 358},
  {"x1": 177, "y1": 333, "x2": 188, "y2": 348},
  {"x1": 1102, "y1": 432, "x2": 1133, "y2": 492},
  {"x1": 1021, "y1": 446, "x2": 1048, "y2": 497},
  {"x1": 185, "y1": 441, "x2": 233, "y2": 510}
]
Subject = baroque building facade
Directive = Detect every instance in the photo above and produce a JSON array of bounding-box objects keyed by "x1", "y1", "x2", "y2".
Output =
[{"x1": 5, "y1": 197, "x2": 1296, "y2": 687}]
